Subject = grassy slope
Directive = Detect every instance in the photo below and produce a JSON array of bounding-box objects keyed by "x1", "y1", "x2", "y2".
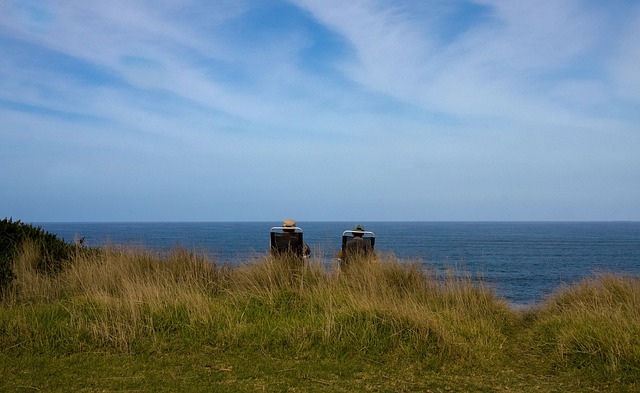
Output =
[{"x1": 1, "y1": 243, "x2": 639, "y2": 392}]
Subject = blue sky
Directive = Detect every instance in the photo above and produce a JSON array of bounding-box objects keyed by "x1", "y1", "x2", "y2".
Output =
[{"x1": 1, "y1": 0, "x2": 639, "y2": 222}]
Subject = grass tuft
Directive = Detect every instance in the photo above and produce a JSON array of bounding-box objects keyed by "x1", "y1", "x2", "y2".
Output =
[{"x1": 531, "y1": 274, "x2": 640, "y2": 374}]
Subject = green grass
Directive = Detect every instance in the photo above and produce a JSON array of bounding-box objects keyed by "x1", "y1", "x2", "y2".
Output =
[{"x1": 1, "y1": 242, "x2": 639, "y2": 392}]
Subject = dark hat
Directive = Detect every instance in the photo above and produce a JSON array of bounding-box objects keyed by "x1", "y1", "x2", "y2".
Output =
[{"x1": 353, "y1": 224, "x2": 365, "y2": 233}]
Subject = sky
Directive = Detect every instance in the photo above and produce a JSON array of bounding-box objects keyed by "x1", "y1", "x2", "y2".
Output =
[{"x1": 1, "y1": 0, "x2": 639, "y2": 222}]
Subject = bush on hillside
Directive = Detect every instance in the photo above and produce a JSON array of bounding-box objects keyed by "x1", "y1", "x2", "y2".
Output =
[{"x1": 1, "y1": 218, "x2": 84, "y2": 295}]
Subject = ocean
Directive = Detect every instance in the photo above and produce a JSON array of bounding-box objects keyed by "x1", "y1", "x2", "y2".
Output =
[{"x1": 37, "y1": 221, "x2": 640, "y2": 306}]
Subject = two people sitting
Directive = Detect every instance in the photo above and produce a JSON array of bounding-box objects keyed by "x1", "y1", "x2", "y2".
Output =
[{"x1": 270, "y1": 220, "x2": 374, "y2": 262}]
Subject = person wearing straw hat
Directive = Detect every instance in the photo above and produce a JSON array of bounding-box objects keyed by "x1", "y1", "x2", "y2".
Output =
[{"x1": 282, "y1": 219, "x2": 311, "y2": 256}]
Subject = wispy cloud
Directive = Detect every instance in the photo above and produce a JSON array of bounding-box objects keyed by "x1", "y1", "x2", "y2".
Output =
[
  {"x1": 1, "y1": 0, "x2": 639, "y2": 221},
  {"x1": 292, "y1": 0, "x2": 639, "y2": 124}
]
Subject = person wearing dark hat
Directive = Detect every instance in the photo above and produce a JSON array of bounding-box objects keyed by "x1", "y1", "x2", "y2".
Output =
[
  {"x1": 344, "y1": 224, "x2": 372, "y2": 258},
  {"x1": 282, "y1": 219, "x2": 311, "y2": 257}
]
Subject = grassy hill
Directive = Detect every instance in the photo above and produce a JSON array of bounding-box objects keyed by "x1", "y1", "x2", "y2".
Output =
[{"x1": 1, "y1": 241, "x2": 639, "y2": 392}]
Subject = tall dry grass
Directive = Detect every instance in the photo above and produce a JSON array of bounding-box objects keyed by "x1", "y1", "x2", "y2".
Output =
[
  {"x1": 1, "y1": 243, "x2": 638, "y2": 376},
  {"x1": 531, "y1": 274, "x2": 640, "y2": 373},
  {"x1": 1, "y1": 244, "x2": 510, "y2": 362},
  {"x1": 3, "y1": 242, "x2": 231, "y2": 351},
  {"x1": 223, "y1": 253, "x2": 513, "y2": 363}
]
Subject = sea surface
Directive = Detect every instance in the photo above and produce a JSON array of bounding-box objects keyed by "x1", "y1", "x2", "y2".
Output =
[{"x1": 37, "y1": 221, "x2": 640, "y2": 306}]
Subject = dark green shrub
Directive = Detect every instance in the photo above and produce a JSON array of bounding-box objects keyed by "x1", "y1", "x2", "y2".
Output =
[
  {"x1": 1, "y1": 218, "x2": 84, "y2": 294},
  {"x1": 0, "y1": 222, "x2": 15, "y2": 295}
]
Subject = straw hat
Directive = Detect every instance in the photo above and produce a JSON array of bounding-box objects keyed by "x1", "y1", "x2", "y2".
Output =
[{"x1": 283, "y1": 219, "x2": 297, "y2": 227}]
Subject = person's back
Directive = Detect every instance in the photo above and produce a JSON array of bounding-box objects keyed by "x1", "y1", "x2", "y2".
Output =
[
  {"x1": 345, "y1": 236, "x2": 372, "y2": 256},
  {"x1": 272, "y1": 231, "x2": 303, "y2": 255}
]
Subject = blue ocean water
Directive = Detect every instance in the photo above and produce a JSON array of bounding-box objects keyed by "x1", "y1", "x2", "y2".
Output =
[{"x1": 38, "y1": 222, "x2": 640, "y2": 306}]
